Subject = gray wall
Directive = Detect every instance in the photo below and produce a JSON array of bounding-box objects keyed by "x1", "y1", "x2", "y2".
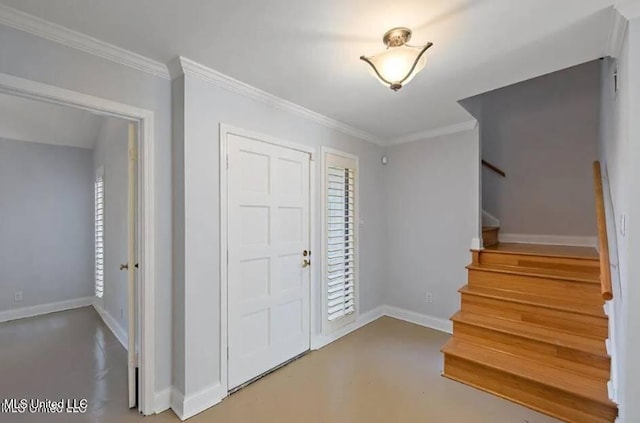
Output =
[
  {"x1": 599, "y1": 16, "x2": 640, "y2": 423},
  {"x1": 0, "y1": 138, "x2": 93, "y2": 311},
  {"x1": 383, "y1": 128, "x2": 480, "y2": 321},
  {"x1": 93, "y1": 117, "x2": 130, "y2": 336},
  {"x1": 172, "y1": 73, "x2": 387, "y2": 398},
  {"x1": 0, "y1": 23, "x2": 172, "y2": 394},
  {"x1": 479, "y1": 60, "x2": 601, "y2": 237}
]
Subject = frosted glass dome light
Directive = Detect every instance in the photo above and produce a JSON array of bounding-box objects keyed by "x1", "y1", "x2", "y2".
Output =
[{"x1": 360, "y1": 27, "x2": 433, "y2": 91}]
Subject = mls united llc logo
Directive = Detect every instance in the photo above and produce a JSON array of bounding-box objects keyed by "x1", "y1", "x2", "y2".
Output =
[{"x1": 1, "y1": 398, "x2": 88, "y2": 414}]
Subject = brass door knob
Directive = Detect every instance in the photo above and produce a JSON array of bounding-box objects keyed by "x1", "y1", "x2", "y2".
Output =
[{"x1": 302, "y1": 259, "x2": 311, "y2": 268}]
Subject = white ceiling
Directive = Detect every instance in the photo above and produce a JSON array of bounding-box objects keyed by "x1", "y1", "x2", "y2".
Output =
[
  {"x1": 0, "y1": 92, "x2": 104, "y2": 149},
  {"x1": 0, "y1": 0, "x2": 624, "y2": 143}
]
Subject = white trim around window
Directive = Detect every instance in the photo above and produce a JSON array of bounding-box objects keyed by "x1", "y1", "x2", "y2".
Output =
[{"x1": 320, "y1": 147, "x2": 360, "y2": 335}]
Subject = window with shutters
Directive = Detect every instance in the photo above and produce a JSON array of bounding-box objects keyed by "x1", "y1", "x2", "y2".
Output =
[
  {"x1": 322, "y1": 149, "x2": 358, "y2": 332},
  {"x1": 95, "y1": 170, "x2": 105, "y2": 299}
]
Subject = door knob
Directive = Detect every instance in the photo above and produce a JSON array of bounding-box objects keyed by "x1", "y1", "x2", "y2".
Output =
[
  {"x1": 302, "y1": 259, "x2": 311, "y2": 268},
  {"x1": 120, "y1": 263, "x2": 129, "y2": 271}
]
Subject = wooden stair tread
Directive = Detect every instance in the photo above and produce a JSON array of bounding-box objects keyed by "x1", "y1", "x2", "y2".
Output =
[
  {"x1": 481, "y1": 243, "x2": 599, "y2": 261},
  {"x1": 451, "y1": 311, "x2": 607, "y2": 357},
  {"x1": 442, "y1": 371, "x2": 614, "y2": 423},
  {"x1": 450, "y1": 239, "x2": 615, "y2": 421},
  {"x1": 467, "y1": 263, "x2": 600, "y2": 283},
  {"x1": 441, "y1": 338, "x2": 613, "y2": 406},
  {"x1": 459, "y1": 285, "x2": 606, "y2": 318}
]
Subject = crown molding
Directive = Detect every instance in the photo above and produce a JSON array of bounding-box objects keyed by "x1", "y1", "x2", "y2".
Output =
[
  {"x1": 607, "y1": 7, "x2": 628, "y2": 58},
  {"x1": 389, "y1": 120, "x2": 478, "y2": 145},
  {"x1": 169, "y1": 56, "x2": 383, "y2": 146},
  {"x1": 615, "y1": 0, "x2": 640, "y2": 19},
  {"x1": 0, "y1": 4, "x2": 170, "y2": 80}
]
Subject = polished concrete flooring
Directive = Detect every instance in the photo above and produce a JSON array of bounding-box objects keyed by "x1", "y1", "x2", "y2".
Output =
[
  {"x1": 0, "y1": 308, "x2": 560, "y2": 422},
  {"x1": 0, "y1": 306, "x2": 135, "y2": 423}
]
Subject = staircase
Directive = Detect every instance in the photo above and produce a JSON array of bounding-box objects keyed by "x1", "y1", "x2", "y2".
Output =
[
  {"x1": 482, "y1": 226, "x2": 499, "y2": 247},
  {"x1": 442, "y1": 243, "x2": 617, "y2": 423}
]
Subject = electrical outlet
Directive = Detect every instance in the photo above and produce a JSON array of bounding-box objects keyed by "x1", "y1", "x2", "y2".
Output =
[
  {"x1": 14, "y1": 291, "x2": 23, "y2": 302},
  {"x1": 426, "y1": 292, "x2": 433, "y2": 304}
]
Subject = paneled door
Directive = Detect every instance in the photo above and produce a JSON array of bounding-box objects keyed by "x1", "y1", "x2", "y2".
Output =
[{"x1": 227, "y1": 132, "x2": 311, "y2": 390}]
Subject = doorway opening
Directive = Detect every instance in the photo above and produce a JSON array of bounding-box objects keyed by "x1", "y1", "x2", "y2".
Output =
[{"x1": 0, "y1": 72, "x2": 156, "y2": 416}]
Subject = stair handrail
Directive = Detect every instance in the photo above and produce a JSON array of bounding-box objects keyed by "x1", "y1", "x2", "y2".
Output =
[
  {"x1": 593, "y1": 161, "x2": 613, "y2": 301},
  {"x1": 482, "y1": 159, "x2": 506, "y2": 177}
]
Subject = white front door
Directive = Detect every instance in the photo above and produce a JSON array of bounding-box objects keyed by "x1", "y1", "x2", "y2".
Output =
[{"x1": 227, "y1": 132, "x2": 311, "y2": 390}]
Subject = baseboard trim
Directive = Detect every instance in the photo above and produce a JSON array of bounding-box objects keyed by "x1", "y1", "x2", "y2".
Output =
[
  {"x1": 311, "y1": 305, "x2": 385, "y2": 350},
  {"x1": 470, "y1": 237, "x2": 482, "y2": 250},
  {"x1": 383, "y1": 306, "x2": 453, "y2": 334},
  {"x1": 92, "y1": 301, "x2": 128, "y2": 350},
  {"x1": 499, "y1": 233, "x2": 597, "y2": 248},
  {"x1": 0, "y1": 296, "x2": 94, "y2": 323},
  {"x1": 312, "y1": 305, "x2": 452, "y2": 350},
  {"x1": 607, "y1": 380, "x2": 616, "y2": 403},
  {"x1": 154, "y1": 388, "x2": 172, "y2": 414},
  {"x1": 171, "y1": 383, "x2": 224, "y2": 421},
  {"x1": 163, "y1": 305, "x2": 449, "y2": 419},
  {"x1": 170, "y1": 388, "x2": 185, "y2": 420}
]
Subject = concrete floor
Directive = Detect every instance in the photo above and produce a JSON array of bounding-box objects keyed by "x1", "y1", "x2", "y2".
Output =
[{"x1": 0, "y1": 307, "x2": 560, "y2": 422}]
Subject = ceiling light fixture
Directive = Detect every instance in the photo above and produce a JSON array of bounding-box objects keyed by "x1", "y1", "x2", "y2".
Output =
[{"x1": 360, "y1": 27, "x2": 433, "y2": 91}]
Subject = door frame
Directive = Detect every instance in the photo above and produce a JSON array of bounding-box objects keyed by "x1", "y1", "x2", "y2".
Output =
[
  {"x1": 0, "y1": 72, "x2": 157, "y2": 416},
  {"x1": 219, "y1": 123, "x2": 316, "y2": 396}
]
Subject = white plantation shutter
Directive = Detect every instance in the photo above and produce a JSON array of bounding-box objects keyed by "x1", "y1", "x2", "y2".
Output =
[
  {"x1": 324, "y1": 151, "x2": 358, "y2": 329},
  {"x1": 95, "y1": 174, "x2": 104, "y2": 298}
]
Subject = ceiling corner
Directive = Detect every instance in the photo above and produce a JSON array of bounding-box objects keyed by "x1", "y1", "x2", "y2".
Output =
[
  {"x1": 173, "y1": 56, "x2": 384, "y2": 147},
  {"x1": 167, "y1": 56, "x2": 185, "y2": 80},
  {"x1": 614, "y1": 0, "x2": 640, "y2": 20},
  {"x1": 606, "y1": 6, "x2": 629, "y2": 58},
  {"x1": 0, "y1": 3, "x2": 170, "y2": 80},
  {"x1": 389, "y1": 120, "x2": 478, "y2": 146}
]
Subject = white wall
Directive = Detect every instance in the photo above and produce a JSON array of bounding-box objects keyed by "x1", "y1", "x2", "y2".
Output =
[
  {"x1": 383, "y1": 128, "x2": 480, "y2": 321},
  {"x1": 0, "y1": 23, "x2": 172, "y2": 395},
  {"x1": 623, "y1": 18, "x2": 640, "y2": 422},
  {"x1": 600, "y1": 52, "x2": 627, "y2": 423},
  {"x1": 599, "y1": 14, "x2": 640, "y2": 423},
  {"x1": 171, "y1": 70, "x2": 387, "y2": 402},
  {"x1": 93, "y1": 117, "x2": 130, "y2": 337},
  {"x1": 478, "y1": 61, "x2": 601, "y2": 237},
  {"x1": 0, "y1": 138, "x2": 94, "y2": 311}
]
